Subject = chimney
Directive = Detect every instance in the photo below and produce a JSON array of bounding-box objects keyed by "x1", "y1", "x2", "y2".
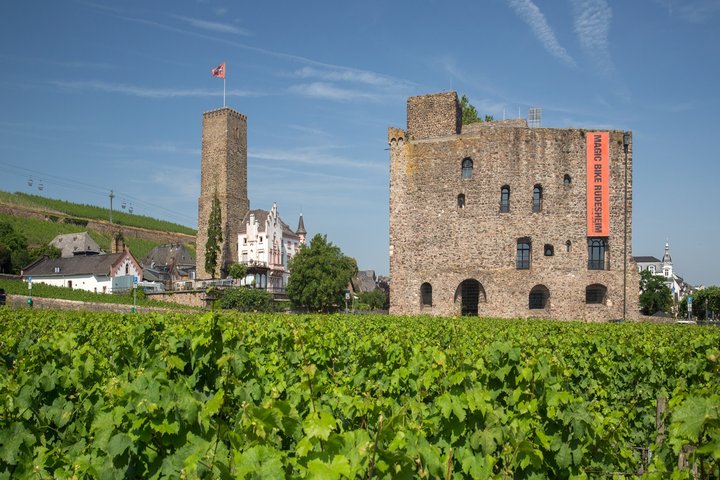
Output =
[{"x1": 112, "y1": 231, "x2": 126, "y2": 253}]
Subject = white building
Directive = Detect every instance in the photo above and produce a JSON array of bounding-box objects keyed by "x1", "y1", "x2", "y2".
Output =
[
  {"x1": 634, "y1": 242, "x2": 693, "y2": 302},
  {"x1": 237, "y1": 203, "x2": 306, "y2": 293},
  {"x1": 21, "y1": 250, "x2": 142, "y2": 294}
]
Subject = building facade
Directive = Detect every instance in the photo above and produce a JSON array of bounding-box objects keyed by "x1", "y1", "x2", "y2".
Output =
[
  {"x1": 237, "y1": 203, "x2": 306, "y2": 293},
  {"x1": 22, "y1": 250, "x2": 142, "y2": 294},
  {"x1": 389, "y1": 91, "x2": 639, "y2": 321},
  {"x1": 635, "y1": 242, "x2": 693, "y2": 303},
  {"x1": 195, "y1": 107, "x2": 249, "y2": 279}
]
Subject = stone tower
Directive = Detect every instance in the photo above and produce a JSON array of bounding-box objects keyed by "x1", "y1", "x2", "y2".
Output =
[{"x1": 196, "y1": 107, "x2": 249, "y2": 279}]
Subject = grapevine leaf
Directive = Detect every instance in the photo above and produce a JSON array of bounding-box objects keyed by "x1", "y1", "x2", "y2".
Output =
[
  {"x1": 307, "y1": 455, "x2": 351, "y2": 480},
  {"x1": 235, "y1": 445, "x2": 285, "y2": 479},
  {"x1": 556, "y1": 443, "x2": 572, "y2": 469},
  {"x1": 303, "y1": 411, "x2": 336, "y2": 441}
]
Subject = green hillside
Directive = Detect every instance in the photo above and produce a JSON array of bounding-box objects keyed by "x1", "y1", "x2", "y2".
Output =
[
  {"x1": 0, "y1": 191, "x2": 196, "y2": 235},
  {"x1": 0, "y1": 191, "x2": 197, "y2": 264}
]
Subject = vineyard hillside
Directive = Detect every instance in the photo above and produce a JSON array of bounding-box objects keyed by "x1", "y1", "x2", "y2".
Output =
[{"x1": 0, "y1": 191, "x2": 196, "y2": 261}]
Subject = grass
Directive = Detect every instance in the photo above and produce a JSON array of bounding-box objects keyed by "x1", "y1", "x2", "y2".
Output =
[
  {"x1": 0, "y1": 278, "x2": 195, "y2": 309},
  {"x1": 0, "y1": 213, "x2": 161, "y2": 261},
  {"x1": 0, "y1": 191, "x2": 196, "y2": 235}
]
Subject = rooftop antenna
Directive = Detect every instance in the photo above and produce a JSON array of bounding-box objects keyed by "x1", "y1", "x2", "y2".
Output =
[{"x1": 528, "y1": 107, "x2": 542, "y2": 128}]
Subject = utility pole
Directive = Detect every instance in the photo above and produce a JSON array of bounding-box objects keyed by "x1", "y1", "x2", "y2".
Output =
[{"x1": 109, "y1": 190, "x2": 115, "y2": 224}]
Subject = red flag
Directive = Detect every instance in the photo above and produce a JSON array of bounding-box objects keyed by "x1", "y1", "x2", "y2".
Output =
[{"x1": 211, "y1": 63, "x2": 225, "y2": 79}]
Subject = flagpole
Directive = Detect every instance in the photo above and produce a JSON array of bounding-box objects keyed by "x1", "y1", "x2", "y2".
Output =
[{"x1": 223, "y1": 62, "x2": 226, "y2": 108}]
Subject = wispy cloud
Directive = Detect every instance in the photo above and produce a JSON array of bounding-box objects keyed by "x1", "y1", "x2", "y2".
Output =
[
  {"x1": 90, "y1": 141, "x2": 201, "y2": 156},
  {"x1": 250, "y1": 146, "x2": 386, "y2": 172},
  {"x1": 293, "y1": 66, "x2": 410, "y2": 88},
  {"x1": 50, "y1": 80, "x2": 262, "y2": 99},
  {"x1": 570, "y1": 0, "x2": 614, "y2": 75},
  {"x1": 171, "y1": 14, "x2": 251, "y2": 35},
  {"x1": 675, "y1": 0, "x2": 720, "y2": 23},
  {"x1": 288, "y1": 82, "x2": 384, "y2": 102},
  {"x1": 506, "y1": 0, "x2": 576, "y2": 67}
]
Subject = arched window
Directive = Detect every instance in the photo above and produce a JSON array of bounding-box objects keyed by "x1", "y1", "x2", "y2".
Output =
[
  {"x1": 457, "y1": 193, "x2": 465, "y2": 209},
  {"x1": 461, "y1": 158, "x2": 473, "y2": 179},
  {"x1": 648, "y1": 265, "x2": 656, "y2": 274},
  {"x1": 588, "y1": 238, "x2": 607, "y2": 270},
  {"x1": 544, "y1": 244, "x2": 554, "y2": 256},
  {"x1": 565, "y1": 240, "x2": 572, "y2": 253},
  {"x1": 500, "y1": 186, "x2": 510, "y2": 213},
  {"x1": 516, "y1": 238, "x2": 531, "y2": 270},
  {"x1": 563, "y1": 174, "x2": 572, "y2": 185},
  {"x1": 586, "y1": 284, "x2": 607, "y2": 304},
  {"x1": 532, "y1": 185, "x2": 543, "y2": 213},
  {"x1": 529, "y1": 285, "x2": 550, "y2": 309},
  {"x1": 420, "y1": 283, "x2": 433, "y2": 306}
]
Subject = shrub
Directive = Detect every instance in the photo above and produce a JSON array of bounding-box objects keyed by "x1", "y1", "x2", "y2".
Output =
[{"x1": 219, "y1": 287, "x2": 274, "y2": 312}]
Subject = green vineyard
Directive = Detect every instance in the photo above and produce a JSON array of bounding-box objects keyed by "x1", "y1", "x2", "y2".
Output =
[{"x1": 1, "y1": 310, "x2": 718, "y2": 478}]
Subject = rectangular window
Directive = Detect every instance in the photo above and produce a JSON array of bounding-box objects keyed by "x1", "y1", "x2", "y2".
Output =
[
  {"x1": 516, "y1": 241, "x2": 531, "y2": 269},
  {"x1": 588, "y1": 238, "x2": 607, "y2": 270}
]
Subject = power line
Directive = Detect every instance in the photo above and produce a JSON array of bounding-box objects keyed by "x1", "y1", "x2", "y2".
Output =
[{"x1": 0, "y1": 160, "x2": 197, "y2": 225}]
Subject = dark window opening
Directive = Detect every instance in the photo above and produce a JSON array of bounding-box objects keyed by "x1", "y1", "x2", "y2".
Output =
[
  {"x1": 544, "y1": 244, "x2": 554, "y2": 256},
  {"x1": 565, "y1": 240, "x2": 572, "y2": 253},
  {"x1": 457, "y1": 193, "x2": 465, "y2": 209},
  {"x1": 586, "y1": 284, "x2": 607, "y2": 304},
  {"x1": 500, "y1": 186, "x2": 510, "y2": 213},
  {"x1": 516, "y1": 238, "x2": 531, "y2": 270},
  {"x1": 532, "y1": 185, "x2": 543, "y2": 213},
  {"x1": 462, "y1": 158, "x2": 473, "y2": 179},
  {"x1": 455, "y1": 279, "x2": 486, "y2": 316},
  {"x1": 588, "y1": 238, "x2": 607, "y2": 270},
  {"x1": 529, "y1": 285, "x2": 550, "y2": 309},
  {"x1": 564, "y1": 174, "x2": 572, "y2": 185},
  {"x1": 420, "y1": 282, "x2": 432, "y2": 306}
]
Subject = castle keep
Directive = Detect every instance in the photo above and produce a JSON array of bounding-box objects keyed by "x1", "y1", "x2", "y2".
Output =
[
  {"x1": 196, "y1": 108, "x2": 249, "y2": 279},
  {"x1": 389, "y1": 92, "x2": 639, "y2": 321}
]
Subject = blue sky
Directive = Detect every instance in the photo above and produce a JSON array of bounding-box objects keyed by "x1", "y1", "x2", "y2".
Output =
[{"x1": 1, "y1": 0, "x2": 719, "y2": 285}]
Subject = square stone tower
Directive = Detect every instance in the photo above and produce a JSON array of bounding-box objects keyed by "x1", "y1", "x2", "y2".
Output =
[{"x1": 196, "y1": 107, "x2": 249, "y2": 279}]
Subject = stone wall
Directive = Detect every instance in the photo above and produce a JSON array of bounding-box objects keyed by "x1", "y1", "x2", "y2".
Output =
[
  {"x1": 407, "y1": 92, "x2": 461, "y2": 140},
  {"x1": 196, "y1": 108, "x2": 249, "y2": 279},
  {"x1": 389, "y1": 92, "x2": 639, "y2": 321}
]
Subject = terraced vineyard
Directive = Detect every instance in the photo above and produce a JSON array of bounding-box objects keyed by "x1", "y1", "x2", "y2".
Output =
[{"x1": 1, "y1": 311, "x2": 718, "y2": 478}]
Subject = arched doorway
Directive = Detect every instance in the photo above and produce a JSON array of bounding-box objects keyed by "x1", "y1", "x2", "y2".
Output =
[{"x1": 454, "y1": 279, "x2": 486, "y2": 316}]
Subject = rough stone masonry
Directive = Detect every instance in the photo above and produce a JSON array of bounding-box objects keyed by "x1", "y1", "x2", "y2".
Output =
[{"x1": 388, "y1": 91, "x2": 639, "y2": 321}]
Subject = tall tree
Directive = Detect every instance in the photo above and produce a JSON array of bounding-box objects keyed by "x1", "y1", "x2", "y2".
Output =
[
  {"x1": 287, "y1": 233, "x2": 358, "y2": 312},
  {"x1": 460, "y1": 94, "x2": 494, "y2": 125},
  {"x1": 205, "y1": 193, "x2": 223, "y2": 279},
  {"x1": 639, "y1": 270, "x2": 673, "y2": 316},
  {"x1": 678, "y1": 286, "x2": 720, "y2": 320}
]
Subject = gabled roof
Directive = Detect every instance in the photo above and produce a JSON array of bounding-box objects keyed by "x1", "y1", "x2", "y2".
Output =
[
  {"x1": 239, "y1": 209, "x2": 301, "y2": 239},
  {"x1": 50, "y1": 232, "x2": 102, "y2": 257},
  {"x1": 23, "y1": 252, "x2": 130, "y2": 277},
  {"x1": 633, "y1": 256, "x2": 661, "y2": 263},
  {"x1": 142, "y1": 243, "x2": 195, "y2": 267}
]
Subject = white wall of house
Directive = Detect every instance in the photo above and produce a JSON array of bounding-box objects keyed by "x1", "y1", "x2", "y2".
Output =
[
  {"x1": 237, "y1": 203, "x2": 302, "y2": 291},
  {"x1": 28, "y1": 275, "x2": 113, "y2": 294}
]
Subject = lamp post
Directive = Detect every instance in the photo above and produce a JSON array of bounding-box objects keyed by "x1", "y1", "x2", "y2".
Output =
[{"x1": 623, "y1": 131, "x2": 630, "y2": 322}]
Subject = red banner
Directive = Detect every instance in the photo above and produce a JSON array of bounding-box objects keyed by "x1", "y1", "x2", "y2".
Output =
[{"x1": 587, "y1": 132, "x2": 609, "y2": 237}]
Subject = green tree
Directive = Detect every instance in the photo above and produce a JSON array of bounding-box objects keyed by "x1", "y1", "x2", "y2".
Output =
[
  {"x1": 28, "y1": 244, "x2": 62, "y2": 262},
  {"x1": 678, "y1": 286, "x2": 720, "y2": 320},
  {"x1": 228, "y1": 262, "x2": 248, "y2": 281},
  {"x1": 0, "y1": 221, "x2": 29, "y2": 273},
  {"x1": 639, "y1": 270, "x2": 673, "y2": 316},
  {"x1": 357, "y1": 288, "x2": 387, "y2": 310},
  {"x1": 287, "y1": 234, "x2": 358, "y2": 312},
  {"x1": 205, "y1": 194, "x2": 223, "y2": 279},
  {"x1": 459, "y1": 95, "x2": 494, "y2": 125}
]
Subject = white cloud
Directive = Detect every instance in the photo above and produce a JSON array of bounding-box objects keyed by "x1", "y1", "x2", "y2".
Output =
[
  {"x1": 293, "y1": 66, "x2": 410, "y2": 88},
  {"x1": 288, "y1": 82, "x2": 383, "y2": 102},
  {"x1": 250, "y1": 146, "x2": 386, "y2": 172},
  {"x1": 171, "y1": 15, "x2": 251, "y2": 35},
  {"x1": 571, "y1": 0, "x2": 614, "y2": 75},
  {"x1": 50, "y1": 80, "x2": 260, "y2": 99},
  {"x1": 676, "y1": 0, "x2": 720, "y2": 22},
  {"x1": 506, "y1": 0, "x2": 576, "y2": 67}
]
